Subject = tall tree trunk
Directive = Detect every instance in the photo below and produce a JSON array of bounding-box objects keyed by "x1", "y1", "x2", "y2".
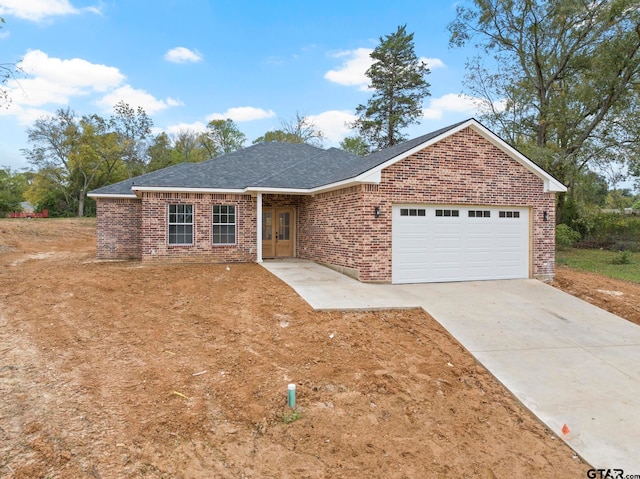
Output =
[{"x1": 78, "y1": 190, "x2": 85, "y2": 217}]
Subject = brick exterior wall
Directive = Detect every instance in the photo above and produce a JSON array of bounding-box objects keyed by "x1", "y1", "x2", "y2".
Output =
[
  {"x1": 139, "y1": 192, "x2": 257, "y2": 263},
  {"x1": 96, "y1": 198, "x2": 143, "y2": 259},
  {"x1": 295, "y1": 127, "x2": 557, "y2": 282},
  {"x1": 95, "y1": 127, "x2": 557, "y2": 282},
  {"x1": 297, "y1": 186, "x2": 365, "y2": 274}
]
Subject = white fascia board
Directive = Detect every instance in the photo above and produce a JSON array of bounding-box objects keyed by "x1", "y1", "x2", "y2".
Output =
[
  {"x1": 307, "y1": 176, "x2": 380, "y2": 195},
  {"x1": 132, "y1": 186, "x2": 248, "y2": 195},
  {"x1": 87, "y1": 192, "x2": 138, "y2": 199},
  {"x1": 245, "y1": 187, "x2": 312, "y2": 195}
]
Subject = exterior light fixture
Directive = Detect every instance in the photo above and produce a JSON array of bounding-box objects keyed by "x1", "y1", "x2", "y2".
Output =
[
  {"x1": 543, "y1": 211, "x2": 548, "y2": 222},
  {"x1": 374, "y1": 206, "x2": 381, "y2": 218}
]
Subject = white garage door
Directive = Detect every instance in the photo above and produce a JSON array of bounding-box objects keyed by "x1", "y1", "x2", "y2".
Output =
[{"x1": 392, "y1": 205, "x2": 530, "y2": 284}]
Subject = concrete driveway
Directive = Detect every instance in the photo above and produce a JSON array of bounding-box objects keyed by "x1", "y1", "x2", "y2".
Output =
[{"x1": 262, "y1": 260, "x2": 640, "y2": 472}]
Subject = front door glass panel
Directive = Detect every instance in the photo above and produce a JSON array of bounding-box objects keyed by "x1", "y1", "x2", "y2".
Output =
[
  {"x1": 278, "y1": 212, "x2": 290, "y2": 240},
  {"x1": 262, "y1": 212, "x2": 272, "y2": 240}
]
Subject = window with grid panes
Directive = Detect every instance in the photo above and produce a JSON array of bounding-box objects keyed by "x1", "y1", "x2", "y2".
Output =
[
  {"x1": 168, "y1": 204, "x2": 193, "y2": 245},
  {"x1": 213, "y1": 205, "x2": 236, "y2": 244}
]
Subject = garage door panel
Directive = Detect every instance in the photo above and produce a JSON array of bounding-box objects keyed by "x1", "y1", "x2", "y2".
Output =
[{"x1": 392, "y1": 205, "x2": 529, "y2": 283}]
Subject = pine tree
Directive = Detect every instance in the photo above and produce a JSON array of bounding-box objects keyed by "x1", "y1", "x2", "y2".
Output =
[{"x1": 352, "y1": 25, "x2": 430, "y2": 150}]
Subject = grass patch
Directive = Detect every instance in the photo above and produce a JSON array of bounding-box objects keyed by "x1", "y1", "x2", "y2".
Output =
[
  {"x1": 556, "y1": 248, "x2": 640, "y2": 283},
  {"x1": 282, "y1": 409, "x2": 303, "y2": 424}
]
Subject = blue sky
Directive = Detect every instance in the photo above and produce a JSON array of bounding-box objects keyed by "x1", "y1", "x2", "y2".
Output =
[{"x1": 0, "y1": 0, "x2": 483, "y2": 172}]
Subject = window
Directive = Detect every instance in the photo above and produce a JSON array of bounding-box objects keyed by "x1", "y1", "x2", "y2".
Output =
[
  {"x1": 213, "y1": 205, "x2": 236, "y2": 244},
  {"x1": 435, "y1": 209, "x2": 459, "y2": 217},
  {"x1": 468, "y1": 210, "x2": 491, "y2": 218},
  {"x1": 168, "y1": 204, "x2": 193, "y2": 245},
  {"x1": 400, "y1": 208, "x2": 426, "y2": 217},
  {"x1": 499, "y1": 211, "x2": 520, "y2": 218}
]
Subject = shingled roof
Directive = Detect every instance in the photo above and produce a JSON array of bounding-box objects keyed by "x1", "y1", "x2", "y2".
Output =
[{"x1": 88, "y1": 118, "x2": 477, "y2": 197}]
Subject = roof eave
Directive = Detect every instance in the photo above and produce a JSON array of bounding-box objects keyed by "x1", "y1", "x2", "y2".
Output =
[
  {"x1": 131, "y1": 186, "x2": 248, "y2": 195},
  {"x1": 87, "y1": 192, "x2": 138, "y2": 199}
]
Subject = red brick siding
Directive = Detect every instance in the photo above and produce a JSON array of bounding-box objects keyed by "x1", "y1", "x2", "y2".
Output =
[
  {"x1": 96, "y1": 198, "x2": 143, "y2": 259},
  {"x1": 297, "y1": 127, "x2": 556, "y2": 282},
  {"x1": 297, "y1": 186, "x2": 365, "y2": 274},
  {"x1": 140, "y1": 192, "x2": 256, "y2": 263}
]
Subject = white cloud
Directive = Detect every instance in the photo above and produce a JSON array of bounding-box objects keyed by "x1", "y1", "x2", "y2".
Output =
[
  {"x1": 422, "y1": 93, "x2": 484, "y2": 120},
  {"x1": 20, "y1": 49, "x2": 124, "y2": 92},
  {"x1": 207, "y1": 106, "x2": 276, "y2": 122},
  {"x1": 324, "y1": 48, "x2": 373, "y2": 90},
  {"x1": 164, "y1": 47, "x2": 203, "y2": 64},
  {"x1": 97, "y1": 85, "x2": 183, "y2": 115},
  {"x1": 421, "y1": 57, "x2": 445, "y2": 70},
  {"x1": 307, "y1": 110, "x2": 357, "y2": 143},
  {"x1": 0, "y1": 0, "x2": 100, "y2": 22},
  {"x1": 4, "y1": 50, "x2": 124, "y2": 107}
]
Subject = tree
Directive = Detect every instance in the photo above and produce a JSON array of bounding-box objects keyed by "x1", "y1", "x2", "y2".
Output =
[
  {"x1": 23, "y1": 106, "x2": 146, "y2": 216},
  {"x1": 253, "y1": 129, "x2": 299, "y2": 144},
  {"x1": 109, "y1": 101, "x2": 153, "y2": 177},
  {"x1": 171, "y1": 129, "x2": 209, "y2": 164},
  {"x1": 449, "y1": 0, "x2": 640, "y2": 221},
  {"x1": 253, "y1": 113, "x2": 324, "y2": 146},
  {"x1": 351, "y1": 25, "x2": 430, "y2": 150},
  {"x1": 340, "y1": 136, "x2": 370, "y2": 156},
  {"x1": 70, "y1": 115, "x2": 124, "y2": 216},
  {"x1": 147, "y1": 132, "x2": 175, "y2": 172},
  {"x1": 0, "y1": 167, "x2": 27, "y2": 214},
  {"x1": 201, "y1": 119, "x2": 246, "y2": 158}
]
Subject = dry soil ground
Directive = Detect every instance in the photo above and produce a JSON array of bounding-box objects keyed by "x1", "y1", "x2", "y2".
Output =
[{"x1": 2, "y1": 218, "x2": 635, "y2": 478}]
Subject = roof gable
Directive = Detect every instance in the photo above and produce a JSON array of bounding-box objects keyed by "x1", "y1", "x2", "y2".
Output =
[{"x1": 349, "y1": 119, "x2": 566, "y2": 193}]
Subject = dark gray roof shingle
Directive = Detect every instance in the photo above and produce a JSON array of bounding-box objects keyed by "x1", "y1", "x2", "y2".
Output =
[{"x1": 89, "y1": 119, "x2": 470, "y2": 195}]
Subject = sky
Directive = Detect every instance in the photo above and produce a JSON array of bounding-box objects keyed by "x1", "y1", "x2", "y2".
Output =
[{"x1": 0, "y1": 0, "x2": 485, "y2": 172}]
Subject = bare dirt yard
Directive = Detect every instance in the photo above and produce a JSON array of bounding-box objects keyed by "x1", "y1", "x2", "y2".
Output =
[{"x1": 4, "y1": 219, "x2": 635, "y2": 478}]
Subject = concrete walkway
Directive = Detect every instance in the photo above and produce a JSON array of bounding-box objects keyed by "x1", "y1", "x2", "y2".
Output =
[{"x1": 262, "y1": 259, "x2": 640, "y2": 472}]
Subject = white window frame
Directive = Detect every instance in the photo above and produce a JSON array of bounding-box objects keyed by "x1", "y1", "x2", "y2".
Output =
[
  {"x1": 168, "y1": 204, "x2": 194, "y2": 245},
  {"x1": 212, "y1": 204, "x2": 237, "y2": 245}
]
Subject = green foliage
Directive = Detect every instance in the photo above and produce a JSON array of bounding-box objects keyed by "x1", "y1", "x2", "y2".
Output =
[
  {"x1": 556, "y1": 224, "x2": 581, "y2": 249},
  {"x1": 611, "y1": 251, "x2": 633, "y2": 265},
  {"x1": 253, "y1": 130, "x2": 298, "y2": 144},
  {"x1": 282, "y1": 409, "x2": 303, "y2": 424},
  {"x1": 170, "y1": 129, "x2": 209, "y2": 164},
  {"x1": 109, "y1": 101, "x2": 153, "y2": 178},
  {"x1": 201, "y1": 119, "x2": 246, "y2": 158},
  {"x1": 22, "y1": 103, "x2": 152, "y2": 217},
  {"x1": 351, "y1": 25, "x2": 430, "y2": 150},
  {"x1": 604, "y1": 189, "x2": 635, "y2": 210},
  {"x1": 147, "y1": 132, "x2": 175, "y2": 172},
  {"x1": 340, "y1": 136, "x2": 370, "y2": 156},
  {"x1": 0, "y1": 167, "x2": 27, "y2": 215},
  {"x1": 572, "y1": 211, "x2": 640, "y2": 251},
  {"x1": 449, "y1": 0, "x2": 640, "y2": 208},
  {"x1": 556, "y1": 249, "x2": 640, "y2": 283}
]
